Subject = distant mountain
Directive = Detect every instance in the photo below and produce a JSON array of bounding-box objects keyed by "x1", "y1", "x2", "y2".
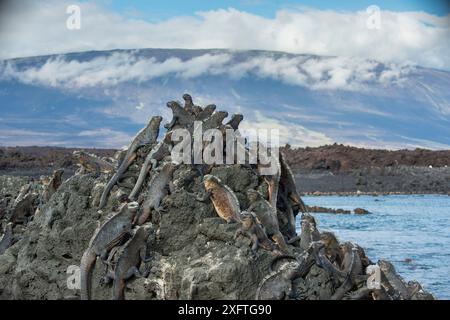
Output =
[{"x1": 0, "y1": 48, "x2": 449, "y2": 149}]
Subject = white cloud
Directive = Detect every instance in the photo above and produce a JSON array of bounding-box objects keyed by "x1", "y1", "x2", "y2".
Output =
[
  {"x1": 0, "y1": 51, "x2": 414, "y2": 91},
  {"x1": 0, "y1": 1, "x2": 449, "y2": 70}
]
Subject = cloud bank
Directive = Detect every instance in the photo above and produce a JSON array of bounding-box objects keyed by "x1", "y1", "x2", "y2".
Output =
[
  {"x1": 0, "y1": 51, "x2": 414, "y2": 91},
  {"x1": 0, "y1": 1, "x2": 449, "y2": 70}
]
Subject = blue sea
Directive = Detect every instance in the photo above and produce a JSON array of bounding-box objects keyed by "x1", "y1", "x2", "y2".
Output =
[{"x1": 298, "y1": 194, "x2": 450, "y2": 299}]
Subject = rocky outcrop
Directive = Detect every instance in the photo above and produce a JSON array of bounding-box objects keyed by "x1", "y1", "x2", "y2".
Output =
[
  {"x1": 0, "y1": 95, "x2": 434, "y2": 300},
  {"x1": 354, "y1": 208, "x2": 371, "y2": 215}
]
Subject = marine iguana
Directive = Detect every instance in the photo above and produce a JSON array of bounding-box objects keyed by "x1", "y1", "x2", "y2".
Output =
[
  {"x1": 73, "y1": 150, "x2": 116, "y2": 175},
  {"x1": 101, "y1": 225, "x2": 153, "y2": 300},
  {"x1": 246, "y1": 189, "x2": 289, "y2": 252},
  {"x1": 135, "y1": 162, "x2": 177, "y2": 225},
  {"x1": 0, "y1": 223, "x2": 14, "y2": 255},
  {"x1": 9, "y1": 192, "x2": 38, "y2": 225},
  {"x1": 234, "y1": 211, "x2": 279, "y2": 255},
  {"x1": 378, "y1": 259, "x2": 412, "y2": 299},
  {"x1": 183, "y1": 93, "x2": 202, "y2": 116},
  {"x1": 277, "y1": 191, "x2": 297, "y2": 240},
  {"x1": 407, "y1": 280, "x2": 434, "y2": 300},
  {"x1": 196, "y1": 104, "x2": 216, "y2": 121},
  {"x1": 99, "y1": 116, "x2": 162, "y2": 208},
  {"x1": 225, "y1": 113, "x2": 244, "y2": 130},
  {"x1": 183, "y1": 93, "x2": 195, "y2": 114},
  {"x1": 316, "y1": 242, "x2": 365, "y2": 300},
  {"x1": 319, "y1": 231, "x2": 343, "y2": 267},
  {"x1": 42, "y1": 169, "x2": 64, "y2": 202},
  {"x1": 279, "y1": 151, "x2": 308, "y2": 213},
  {"x1": 12, "y1": 183, "x2": 32, "y2": 207},
  {"x1": 129, "y1": 132, "x2": 173, "y2": 201},
  {"x1": 80, "y1": 202, "x2": 139, "y2": 300},
  {"x1": 256, "y1": 242, "x2": 322, "y2": 300},
  {"x1": 164, "y1": 101, "x2": 195, "y2": 131},
  {"x1": 196, "y1": 174, "x2": 242, "y2": 223},
  {"x1": 201, "y1": 110, "x2": 229, "y2": 131},
  {"x1": 287, "y1": 213, "x2": 320, "y2": 249},
  {"x1": 256, "y1": 143, "x2": 281, "y2": 209}
]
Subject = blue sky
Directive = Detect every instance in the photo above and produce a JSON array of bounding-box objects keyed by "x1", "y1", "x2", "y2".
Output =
[{"x1": 106, "y1": 0, "x2": 450, "y2": 21}]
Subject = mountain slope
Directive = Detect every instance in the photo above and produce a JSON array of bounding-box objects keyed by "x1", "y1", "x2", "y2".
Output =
[{"x1": 1, "y1": 48, "x2": 449, "y2": 149}]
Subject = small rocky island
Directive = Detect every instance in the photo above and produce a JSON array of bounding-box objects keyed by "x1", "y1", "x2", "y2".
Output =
[{"x1": 0, "y1": 95, "x2": 434, "y2": 300}]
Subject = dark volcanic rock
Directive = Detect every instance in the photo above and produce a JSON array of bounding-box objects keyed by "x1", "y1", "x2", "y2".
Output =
[
  {"x1": 0, "y1": 96, "x2": 435, "y2": 301},
  {"x1": 354, "y1": 208, "x2": 371, "y2": 215}
]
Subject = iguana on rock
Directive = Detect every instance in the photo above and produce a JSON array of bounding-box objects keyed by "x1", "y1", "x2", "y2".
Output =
[
  {"x1": 378, "y1": 259, "x2": 412, "y2": 299},
  {"x1": 287, "y1": 213, "x2": 320, "y2": 249},
  {"x1": 183, "y1": 93, "x2": 195, "y2": 114},
  {"x1": 234, "y1": 211, "x2": 279, "y2": 255},
  {"x1": 164, "y1": 101, "x2": 195, "y2": 131},
  {"x1": 9, "y1": 192, "x2": 38, "y2": 225},
  {"x1": 183, "y1": 93, "x2": 202, "y2": 116},
  {"x1": 407, "y1": 281, "x2": 434, "y2": 300},
  {"x1": 101, "y1": 225, "x2": 153, "y2": 300},
  {"x1": 196, "y1": 104, "x2": 216, "y2": 121},
  {"x1": 225, "y1": 113, "x2": 244, "y2": 130},
  {"x1": 129, "y1": 132, "x2": 173, "y2": 200},
  {"x1": 12, "y1": 183, "x2": 32, "y2": 207},
  {"x1": 256, "y1": 242, "x2": 322, "y2": 300},
  {"x1": 202, "y1": 110, "x2": 228, "y2": 131},
  {"x1": 257, "y1": 145, "x2": 281, "y2": 209},
  {"x1": 73, "y1": 150, "x2": 116, "y2": 175},
  {"x1": 316, "y1": 242, "x2": 365, "y2": 300},
  {"x1": 135, "y1": 162, "x2": 177, "y2": 225},
  {"x1": 42, "y1": 169, "x2": 64, "y2": 202},
  {"x1": 319, "y1": 231, "x2": 343, "y2": 267},
  {"x1": 279, "y1": 151, "x2": 308, "y2": 213},
  {"x1": 246, "y1": 189, "x2": 289, "y2": 253},
  {"x1": 80, "y1": 202, "x2": 139, "y2": 300},
  {"x1": 196, "y1": 174, "x2": 242, "y2": 223},
  {"x1": 99, "y1": 116, "x2": 162, "y2": 208},
  {"x1": 0, "y1": 223, "x2": 14, "y2": 255}
]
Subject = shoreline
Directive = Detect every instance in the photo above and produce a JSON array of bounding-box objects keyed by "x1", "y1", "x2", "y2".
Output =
[{"x1": 303, "y1": 191, "x2": 450, "y2": 196}]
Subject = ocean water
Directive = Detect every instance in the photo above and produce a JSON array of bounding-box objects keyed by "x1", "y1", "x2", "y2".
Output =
[{"x1": 298, "y1": 194, "x2": 450, "y2": 299}]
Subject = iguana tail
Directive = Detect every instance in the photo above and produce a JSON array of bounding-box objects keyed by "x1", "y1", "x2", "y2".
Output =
[
  {"x1": 270, "y1": 254, "x2": 297, "y2": 272},
  {"x1": 113, "y1": 278, "x2": 126, "y2": 300},
  {"x1": 330, "y1": 250, "x2": 356, "y2": 300},
  {"x1": 255, "y1": 271, "x2": 279, "y2": 300},
  {"x1": 129, "y1": 156, "x2": 152, "y2": 200},
  {"x1": 99, "y1": 153, "x2": 137, "y2": 209},
  {"x1": 80, "y1": 248, "x2": 97, "y2": 300}
]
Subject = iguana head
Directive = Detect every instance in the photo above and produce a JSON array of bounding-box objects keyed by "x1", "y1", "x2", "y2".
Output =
[
  {"x1": 203, "y1": 174, "x2": 220, "y2": 191},
  {"x1": 320, "y1": 231, "x2": 338, "y2": 247},
  {"x1": 215, "y1": 110, "x2": 229, "y2": 121},
  {"x1": 378, "y1": 259, "x2": 394, "y2": 273},
  {"x1": 53, "y1": 169, "x2": 64, "y2": 179},
  {"x1": 166, "y1": 101, "x2": 183, "y2": 111},
  {"x1": 183, "y1": 94, "x2": 193, "y2": 105},
  {"x1": 149, "y1": 115, "x2": 163, "y2": 127},
  {"x1": 246, "y1": 189, "x2": 261, "y2": 202},
  {"x1": 231, "y1": 113, "x2": 244, "y2": 124},
  {"x1": 204, "y1": 104, "x2": 216, "y2": 113},
  {"x1": 301, "y1": 213, "x2": 317, "y2": 227},
  {"x1": 240, "y1": 211, "x2": 255, "y2": 228},
  {"x1": 134, "y1": 224, "x2": 154, "y2": 240},
  {"x1": 127, "y1": 201, "x2": 140, "y2": 215},
  {"x1": 162, "y1": 161, "x2": 177, "y2": 173}
]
